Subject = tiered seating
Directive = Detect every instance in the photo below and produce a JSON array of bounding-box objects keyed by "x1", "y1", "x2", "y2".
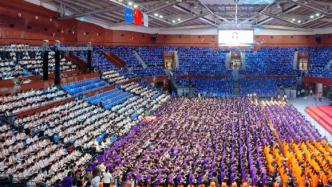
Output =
[
  {"x1": 18, "y1": 51, "x2": 77, "y2": 75},
  {"x1": 243, "y1": 47, "x2": 299, "y2": 75},
  {"x1": 174, "y1": 47, "x2": 230, "y2": 75},
  {"x1": 308, "y1": 47, "x2": 332, "y2": 78},
  {"x1": 239, "y1": 78, "x2": 279, "y2": 97},
  {"x1": 192, "y1": 78, "x2": 233, "y2": 96},
  {"x1": 101, "y1": 70, "x2": 129, "y2": 84},
  {"x1": 86, "y1": 89, "x2": 133, "y2": 109},
  {"x1": 107, "y1": 46, "x2": 140, "y2": 68},
  {"x1": 0, "y1": 51, "x2": 24, "y2": 80},
  {"x1": 63, "y1": 78, "x2": 109, "y2": 96},
  {"x1": 136, "y1": 47, "x2": 163, "y2": 66},
  {"x1": 0, "y1": 86, "x2": 70, "y2": 115},
  {"x1": 130, "y1": 66, "x2": 165, "y2": 76}
]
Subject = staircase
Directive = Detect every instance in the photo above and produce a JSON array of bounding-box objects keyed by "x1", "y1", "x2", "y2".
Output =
[
  {"x1": 133, "y1": 50, "x2": 148, "y2": 68},
  {"x1": 102, "y1": 52, "x2": 126, "y2": 68},
  {"x1": 232, "y1": 70, "x2": 240, "y2": 96},
  {"x1": 65, "y1": 54, "x2": 89, "y2": 73}
]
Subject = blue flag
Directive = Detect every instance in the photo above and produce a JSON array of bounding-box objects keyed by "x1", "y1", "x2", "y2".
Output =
[{"x1": 124, "y1": 8, "x2": 133, "y2": 23}]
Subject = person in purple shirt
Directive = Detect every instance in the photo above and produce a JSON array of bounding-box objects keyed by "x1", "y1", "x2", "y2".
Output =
[{"x1": 62, "y1": 171, "x2": 74, "y2": 187}]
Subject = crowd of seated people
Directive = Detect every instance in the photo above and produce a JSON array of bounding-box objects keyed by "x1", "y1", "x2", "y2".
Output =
[
  {"x1": 86, "y1": 97, "x2": 332, "y2": 187},
  {"x1": 0, "y1": 44, "x2": 77, "y2": 80},
  {"x1": 0, "y1": 54, "x2": 24, "y2": 80},
  {"x1": 192, "y1": 78, "x2": 233, "y2": 97},
  {"x1": 0, "y1": 86, "x2": 70, "y2": 115},
  {"x1": 308, "y1": 47, "x2": 332, "y2": 78},
  {"x1": 239, "y1": 78, "x2": 296, "y2": 97},
  {"x1": 101, "y1": 70, "x2": 130, "y2": 84},
  {"x1": 0, "y1": 78, "x2": 170, "y2": 186},
  {"x1": 136, "y1": 47, "x2": 164, "y2": 66},
  {"x1": 243, "y1": 48, "x2": 299, "y2": 76},
  {"x1": 18, "y1": 51, "x2": 77, "y2": 76}
]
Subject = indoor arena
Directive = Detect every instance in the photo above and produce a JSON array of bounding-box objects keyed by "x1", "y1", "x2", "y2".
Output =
[{"x1": 0, "y1": 0, "x2": 332, "y2": 186}]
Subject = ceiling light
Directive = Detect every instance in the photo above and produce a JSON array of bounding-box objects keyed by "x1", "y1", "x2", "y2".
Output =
[
  {"x1": 128, "y1": 1, "x2": 133, "y2": 6},
  {"x1": 316, "y1": 13, "x2": 320, "y2": 17},
  {"x1": 172, "y1": 20, "x2": 176, "y2": 23},
  {"x1": 177, "y1": 18, "x2": 181, "y2": 21},
  {"x1": 291, "y1": 18, "x2": 296, "y2": 22},
  {"x1": 310, "y1": 15, "x2": 315, "y2": 19},
  {"x1": 297, "y1": 20, "x2": 302, "y2": 23},
  {"x1": 159, "y1": 15, "x2": 163, "y2": 18},
  {"x1": 133, "y1": 4, "x2": 138, "y2": 8},
  {"x1": 154, "y1": 13, "x2": 159, "y2": 17}
]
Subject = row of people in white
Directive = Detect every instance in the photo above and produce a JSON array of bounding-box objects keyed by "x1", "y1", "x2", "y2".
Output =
[
  {"x1": 102, "y1": 70, "x2": 129, "y2": 84},
  {"x1": 0, "y1": 87, "x2": 70, "y2": 115}
]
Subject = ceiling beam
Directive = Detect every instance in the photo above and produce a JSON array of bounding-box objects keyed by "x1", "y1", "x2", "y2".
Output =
[
  {"x1": 146, "y1": 1, "x2": 179, "y2": 14},
  {"x1": 197, "y1": 0, "x2": 232, "y2": 24},
  {"x1": 261, "y1": 12, "x2": 301, "y2": 27},
  {"x1": 59, "y1": 6, "x2": 119, "y2": 20},
  {"x1": 290, "y1": 0, "x2": 330, "y2": 15},
  {"x1": 260, "y1": 25, "x2": 314, "y2": 32},
  {"x1": 173, "y1": 13, "x2": 210, "y2": 26},
  {"x1": 174, "y1": 4, "x2": 218, "y2": 27},
  {"x1": 256, "y1": 5, "x2": 300, "y2": 25}
]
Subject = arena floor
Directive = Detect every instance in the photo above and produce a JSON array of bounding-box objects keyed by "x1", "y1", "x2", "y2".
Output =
[{"x1": 289, "y1": 96, "x2": 332, "y2": 143}]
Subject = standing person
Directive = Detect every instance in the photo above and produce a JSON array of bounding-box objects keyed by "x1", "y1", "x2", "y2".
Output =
[
  {"x1": 92, "y1": 170, "x2": 101, "y2": 187},
  {"x1": 103, "y1": 168, "x2": 112, "y2": 187}
]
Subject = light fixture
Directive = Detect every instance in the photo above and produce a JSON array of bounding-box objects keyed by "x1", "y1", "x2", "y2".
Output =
[
  {"x1": 297, "y1": 20, "x2": 302, "y2": 23},
  {"x1": 154, "y1": 13, "x2": 159, "y2": 17},
  {"x1": 128, "y1": 1, "x2": 133, "y2": 6},
  {"x1": 177, "y1": 18, "x2": 181, "y2": 21},
  {"x1": 159, "y1": 15, "x2": 163, "y2": 18},
  {"x1": 291, "y1": 18, "x2": 296, "y2": 22},
  {"x1": 133, "y1": 4, "x2": 138, "y2": 8},
  {"x1": 310, "y1": 15, "x2": 315, "y2": 19},
  {"x1": 172, "y1": 20, "x2": 176, "y2": 23},
  {"x1": 316, "y1": 13, "x2": 320, "y2": 17}
]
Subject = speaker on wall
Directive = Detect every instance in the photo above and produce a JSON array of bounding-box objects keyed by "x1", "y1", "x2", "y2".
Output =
[
  {"x1": 150, "y1": 35, "x2": 157, "y2": 43},
  {"x1": 315, "y1": 35, "x2": 321, "y2": 44}
]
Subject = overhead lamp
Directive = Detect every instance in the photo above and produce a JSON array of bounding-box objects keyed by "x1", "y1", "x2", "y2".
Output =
[
  {"x1": 133, "y1": 4, "x2": 138, "y2": 8},
  {"x1": 297, "y1": 20, "x2": 302, "y2": 23},
  {"x1": 291, "y1": 18, "x2": 296, "y2": 22},
  {"x1": 154, "y1": 13, "x2": 159, "y2": 17},
  {"x1": 177, "y1": 18, "x2": 181, "y2": 21},
  {"x1": 159, "y1": 15, "x2": 163, "y2": 18},
  {"x1": 172, "y1": 20, "x2": 176, "y2": 23},
  {"x1": 128, "y1": 1, "x2": 133, "y2": 6},
  {"x1": 310, "y1": 15, "x2": 315, "y2": 19},
  {"x1": 316, "y1": 13, "x2": 320, "y2": 17}
]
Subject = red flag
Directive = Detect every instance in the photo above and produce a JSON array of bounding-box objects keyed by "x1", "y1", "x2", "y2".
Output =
[{"x1": 133, "y1": 8, "x2": 143, "y2": 25}]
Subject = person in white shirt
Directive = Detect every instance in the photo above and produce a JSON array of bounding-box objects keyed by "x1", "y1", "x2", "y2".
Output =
[{"x1": 103, "y1": 168, "x2": 112, "y2": 187}]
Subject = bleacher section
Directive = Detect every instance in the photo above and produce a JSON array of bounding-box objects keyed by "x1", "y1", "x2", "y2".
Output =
[
  {"x1": 86, "y1": 89, "x2": 133, "y2": 110},
  {"x1": 0, "y1": 74, "x2": 170, "y2": 186},
  {"x1": 62, "y1": 78, "x2": 108, "y2": 96}
]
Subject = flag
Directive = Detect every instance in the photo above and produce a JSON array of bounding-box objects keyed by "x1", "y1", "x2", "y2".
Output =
[
  {"x1": 143, "y1": 13, "x2": 149, "y2": 27},
  {"x1": 133, "y1": 8, "x2": 143, "y2": 25},
  {"x1": 124, "y1": 7, "x2": 133, "y2": 23}
]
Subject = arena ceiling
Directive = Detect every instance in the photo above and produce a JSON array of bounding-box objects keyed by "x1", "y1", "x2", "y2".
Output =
[{"x1": 37, "y1": 0, "x2": 332, "y2": 30}]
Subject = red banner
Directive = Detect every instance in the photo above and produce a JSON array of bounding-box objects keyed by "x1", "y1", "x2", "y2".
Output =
[{"x1": 133, "y1": 8, "x2": 143, "y2": 25}]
